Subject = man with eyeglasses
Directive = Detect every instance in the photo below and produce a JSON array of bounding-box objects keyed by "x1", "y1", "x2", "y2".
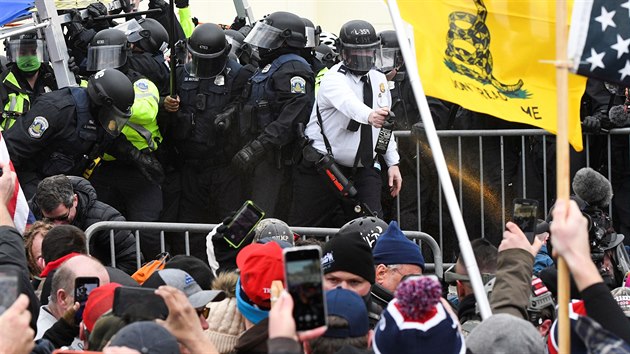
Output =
[{"x1": 29, "y1": 174, "x2": 137, "y2": 275}]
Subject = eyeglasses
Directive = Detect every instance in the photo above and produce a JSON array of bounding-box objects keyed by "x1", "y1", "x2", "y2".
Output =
[
  {"x1": 196, "y1": 306, "x2": 210, "y2": 319},
  {"x1": 43, "y1": 210, "x2": 70, "y2": 223}
]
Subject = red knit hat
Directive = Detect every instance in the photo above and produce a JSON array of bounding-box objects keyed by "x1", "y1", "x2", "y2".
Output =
[
  {"x1": 236, "y1": 242, "x2": 284, "y2": 309},
  {"x1": 83, "y1": 283, "x2": 121, "y2": 332}
]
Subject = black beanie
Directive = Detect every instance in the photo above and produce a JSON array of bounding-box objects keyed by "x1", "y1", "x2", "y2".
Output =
[{"x1": 321, "y1": 232, "x2": 375, "y2": 284}]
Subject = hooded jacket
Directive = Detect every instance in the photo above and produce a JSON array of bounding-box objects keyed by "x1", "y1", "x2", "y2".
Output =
[{"x1": 30, "y1": 176, "x2": 137, "y2": 274}]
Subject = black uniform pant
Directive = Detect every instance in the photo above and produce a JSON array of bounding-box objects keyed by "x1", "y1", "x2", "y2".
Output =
[
  {"x1": 162, "y1": 162, "x2": 244, "y2": 262},
  {"x1": 249, "y1": 158, "x2": 292, "y2": 220},
  {"x1": 90, "y1": 161, "x2": 163, "y2": 260},
  {"x1": 288, "y1": 159, "x2": 383, "y2": 228}
]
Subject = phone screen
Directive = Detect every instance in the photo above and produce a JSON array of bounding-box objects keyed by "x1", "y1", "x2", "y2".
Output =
[
  {"x1": 0, "y1": 272, "x2": 18, "y2": 315},
  {"x1": 74, "y1": 277, "x2": 100, "y2": 323},
  {"x1": 113, "y1": 286, "x2": 169, "y2": 320},
  {"x1": 284, "y1": 246, "x2": 327, "y2": 331},
  {"x1": 513, "y1": 199, "x2": 539, "y2": 244},
  {"x1": 224, "y1": 201, "x2": 265, "y2": 248}
]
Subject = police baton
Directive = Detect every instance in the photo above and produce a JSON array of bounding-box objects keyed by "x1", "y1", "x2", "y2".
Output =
[{"x1": 168, "y1": 0, "x2": 177, "y2": 98}]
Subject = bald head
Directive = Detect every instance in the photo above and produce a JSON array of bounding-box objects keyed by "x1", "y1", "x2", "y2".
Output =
[{"x1": 50, "y1": 255, "x2": 110, "y2": 317}]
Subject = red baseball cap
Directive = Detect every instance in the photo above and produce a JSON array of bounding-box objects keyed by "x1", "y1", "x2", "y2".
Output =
[
  {"x1": 83, "y1": 282, "x2": 121, "y2": 332},
  {"x1": 236, "y1": 242, "x2": 284, "y2": 309}
]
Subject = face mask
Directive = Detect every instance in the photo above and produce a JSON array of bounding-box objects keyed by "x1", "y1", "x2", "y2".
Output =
[{"x1": 16, "y1": 55, "x2": 41, "y2": 73}]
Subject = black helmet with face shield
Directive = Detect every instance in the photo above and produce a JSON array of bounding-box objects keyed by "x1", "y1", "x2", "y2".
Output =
[
  {"x1": 301, "y1": 18, "x2": 321, "y2": 49},
  {"x1": 187, "y1": 23, "x2": 230, "y2": 79},
  {"x1": 244, "y1": 11, "x2": 306, "y2": 52},
  {"x1": 338, "y1": 20, "x2": 379, "y2": 76},
  {"x1": 87, "y1": 69, "x2": 134, "y2": 137},
  {"x1": 5, "y1": 33, "x2": 46, "y2": 74},
  {"x1": 376, "y1": 30, "x2": 404, "y2": 73},
  {"x1": 87, "y1": 29, "x2": 130, "y2": 71}
]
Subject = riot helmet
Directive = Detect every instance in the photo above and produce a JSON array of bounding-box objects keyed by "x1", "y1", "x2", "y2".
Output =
[
  {"x1": 376, "y1": 30, "x2": 403, "y2": 73},
  {"x1": 87, "y1": 69, "x2": 134, "y2": 137},
  {"x1": 337, "y1": 216, "x2": 388, "y2": 249},
  {"x1": 187, "y1": 23, "x2": 230, "y2": 79},
  {"x1": 224, "y1": 29, "x2": 250, "y2": 61},
  {"x1": 87, "y1": 29, "x2": 130, "y2": 71},
  {"x1": 338, "y1": 20, "x2": 379, "y2": 75},
  {"x1": 244, "y1": 11, "x2": 306, "y2": 51},
  {"x1": 314, "y1": 44, "x2": 337, "y2": 69},
  {"x1": 301, "y1": 18, "x2": 321, "y2": 49},
  {"x1": 5, "y1": 33, "x2": 46, "y2": 74},
  {"x1": 128, "y1": 18, "x2": 169, "y2": 54}
]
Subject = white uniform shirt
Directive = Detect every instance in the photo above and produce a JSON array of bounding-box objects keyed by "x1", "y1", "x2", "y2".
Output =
[{"x1": 305, "y1": 62, "x2": 400, "y2": 168}]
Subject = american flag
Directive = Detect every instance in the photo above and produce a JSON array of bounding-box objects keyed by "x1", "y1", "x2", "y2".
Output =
[
  {"x1": 0, "y1": 132, "x2": 33, "y2": 234},
  {"x1": 569, "y1": 0, "x2": 630, "y2": 86}
]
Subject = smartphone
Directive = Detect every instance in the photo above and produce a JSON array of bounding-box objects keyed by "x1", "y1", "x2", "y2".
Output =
[
  {"x1": 284, "y1": 246, "x2": 327, "y2": 331},
  {"x1": 0, "y1": 272, "x2": 18, "y2": 315},
  {"x1": 513, "y1": 198, "x2": 539, "y2": 244},
  {"x1": 74, "y1": 277, "x2": 100, "y2": 323},
  {"x1": 224, "y1": 200, "x2": 265, "y2": 248},
  {"x1": 113, "y1": 286, "x2": 169, "y2": 320}
]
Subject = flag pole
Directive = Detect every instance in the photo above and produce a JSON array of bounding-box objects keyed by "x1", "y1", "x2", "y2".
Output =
[
  {"x1": 555, "y1": 1, "x2": 571, "y2": 353},
  {"x1": 386, "y1": 0, "x2": 492, "y2": 320}
]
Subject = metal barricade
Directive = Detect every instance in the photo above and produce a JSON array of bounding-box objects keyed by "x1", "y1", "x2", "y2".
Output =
[
  {"x1": 392, "y1": 127, "x2": 630, "y2": 260},
  {"x1": 84, "y1": 221, "x2": 444, "y2": 277}
]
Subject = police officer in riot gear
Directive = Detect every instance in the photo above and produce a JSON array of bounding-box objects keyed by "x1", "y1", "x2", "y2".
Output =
[
  {"x1": 301, "y1": 18, "x2": 325, "y2": 75},
  {"x1": 161, "y1": 23, "x2": 251, "y2": 261},
  {"x1": 4, "y1": 68, "x2": 157, "y2": 199},
  {"x1": 224, "y1": 29, "x2": 259, "y2": 70},
  {"x1": 288, "y1": 20, "x2": 401, "y2": 227},
  {"x1": 85, "y1": 28, "x2": 165, "y2": 259},
  {"x1": 0, "y1": 33, "x2": 58, "y2": 130},
  {"x1": 126, "y1": 18, "x2": 171, "y2": 97},
  {"x1": 233, "y1": 11, "x2": 315, "y2": 219}
]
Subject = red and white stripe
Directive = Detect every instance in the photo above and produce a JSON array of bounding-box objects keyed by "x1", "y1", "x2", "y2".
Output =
[{"x1": 0, "y1": 132, "x2": 29, "y2": 233}]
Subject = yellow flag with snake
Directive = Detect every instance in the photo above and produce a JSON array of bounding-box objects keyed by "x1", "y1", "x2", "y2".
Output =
[{"x1": 396, "y1": 0, "x2": 587, "y2": 150}]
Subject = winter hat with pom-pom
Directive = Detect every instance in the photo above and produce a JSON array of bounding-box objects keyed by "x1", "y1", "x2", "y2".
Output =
[{"x1": 373, "y1": 276, "x2": 465, "y2": 354}]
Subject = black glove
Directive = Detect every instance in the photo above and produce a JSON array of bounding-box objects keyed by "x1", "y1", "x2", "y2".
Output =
[
  {"x1": 212, "y1": 216, "x2": 233, "y2": 241},
  {"x1": 214, "y1": 105, "x2": 237, "y2": 132},
  {"x1": 175, "y1": 0, "x2": 189, "y2": 8},
  {"x1": 130, "y1": 149, "x2": 165, "y2": 185},
  {"x1": 67, "y1": 56, "x2": 80, "y2": 74},
  {"x1": 149, "y1": 0, "x2": 168, "y2": 11},
  {"x1": 85, "y1": 2, "x2": 111, "y2": 31},
  {"x1": 582, "y1": 114, "x2": 602, "y2": 133},
  {"x1": 65, "y1": 8, "x2": 85, "y2": 36},
  {"x1": 231, "y1": 16, "x2": 247, "y2": 30},
  {"x1": 232, "y1": 139, "x2": 267, "y2": 173}
]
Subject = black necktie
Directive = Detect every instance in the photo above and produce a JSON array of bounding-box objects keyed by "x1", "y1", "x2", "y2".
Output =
[{"x1": 357, "y1": 75, "x2": 373, "y2": 167}]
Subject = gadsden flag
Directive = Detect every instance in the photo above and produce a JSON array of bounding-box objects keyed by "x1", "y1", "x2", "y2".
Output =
[{"x1": 395, "y1": 0, "x2": 587, "y2": 150}]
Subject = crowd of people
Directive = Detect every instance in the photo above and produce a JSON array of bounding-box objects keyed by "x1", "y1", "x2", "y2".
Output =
[{"x1": 2, "y1": 0, "x2": 630, "y2": 353}]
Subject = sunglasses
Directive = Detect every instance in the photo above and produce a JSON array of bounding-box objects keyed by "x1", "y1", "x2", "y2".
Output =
[
  {"x1": 196, "y1": 306, "x2": 210, "y2": 319},
  {"x1": 43, "y1": 210, "x2": 71, "y2": 223}
]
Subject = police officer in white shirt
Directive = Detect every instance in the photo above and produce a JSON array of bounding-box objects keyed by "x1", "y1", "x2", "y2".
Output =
[{"x1": 288, "y1": 20, "x2": 402, "y2": 227}]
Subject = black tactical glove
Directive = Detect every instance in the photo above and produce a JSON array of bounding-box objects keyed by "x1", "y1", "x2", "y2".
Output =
[
  {"x1": 214, "y1": 105, "x2": 237, "y2": 132},
  {"x1": 85, "y1": 2, "x2": 111, "y2": 31},
  {"x1": 175, "y1": 0, "x2": 189, "y2": 8},
  {"x1": 231, "y1": 16, "x2": 247, "y2": 31},
  {"x1": 67, "y1": 56, "x2": 80, "y2": 74},
  {"x1": 582, "y1": 114, "x2": 602, "y2": 133},
  {"x1": 130, "y1": 149, "x2": 165, "y2": 185},
  {"x1": 232, "y1": 139, "x2": 267, "y2": 173},
  {"x1": 212, "y1": 216, "x2": 233, "y2": 241},
  {"x1": 65, "y1": 9, "x2": 85, "y2": 35}
]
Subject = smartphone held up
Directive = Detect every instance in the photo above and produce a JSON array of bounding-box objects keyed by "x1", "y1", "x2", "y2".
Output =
[
  {"x1": 283, "y1": 246, "x2": 327, "y2": 332},
  {"x1": 512, "y1": 198, "x2": 539, "y2": 244}
]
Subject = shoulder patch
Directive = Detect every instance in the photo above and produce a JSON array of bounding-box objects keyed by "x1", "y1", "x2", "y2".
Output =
[
  {"x1": 338, "y1": 65, "x2": 348, "y2": 75},
  {"x1": 135, "y1": 80, "x2": 149, "y2": 91},
  {"x1": 290, "y1": 76, "x2": 306, "y2": 94},
  {"x1": 28, "y1": 116, "x2": 48, "y2": 138}
]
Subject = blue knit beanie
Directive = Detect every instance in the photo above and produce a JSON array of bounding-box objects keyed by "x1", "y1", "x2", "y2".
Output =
[{"x1": 373, "y1": 221, "x2": 425, "y2": 270}]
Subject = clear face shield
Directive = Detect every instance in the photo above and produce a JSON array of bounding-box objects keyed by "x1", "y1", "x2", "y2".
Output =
[
  {"x1": 186, "y1": 44, "x2": 229, "y2": 79},
  {"x1": 376, "y1": 47, "x2": 403, "y2": 73},
  {"x1": 87, "y1": 44, "x2": 128, "y2": 71},
  {"x1": 243, "y1": 21, "x2": 285, "y2": 50},
  {"x1": 305, "y1": 27, "x2": 317, "y2": 48},
  {"x1": 226, "y1": 36, "x2": 243, "y2": 59},
  {"x1": 98, "y1": 104, "x2": 132, "y2": 137},
  {"x1": 8, "y1": 39, "x2": 45, "y2": 72},
  {"x1": 341, "y1": 43, "x2": 379, "y2": 74}
]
